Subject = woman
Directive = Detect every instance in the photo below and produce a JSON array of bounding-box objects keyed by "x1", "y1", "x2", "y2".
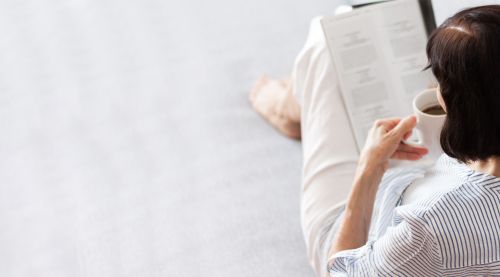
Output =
[{"x1": 250, "y1": 5, "x2": 500, "y2": 276}]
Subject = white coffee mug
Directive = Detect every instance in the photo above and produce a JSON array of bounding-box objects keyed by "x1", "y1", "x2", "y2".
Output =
[{"x1": 411, "y1": 88, "x2": 446, "y2": 159}]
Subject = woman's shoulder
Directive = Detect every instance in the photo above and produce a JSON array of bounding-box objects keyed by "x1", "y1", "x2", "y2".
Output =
[
  {"x1": 391, "y1": 154, "x2": 499, "y2": 222},
  {"x1": 396, "y1": 154, "x2": 499, "y2": 231},
  {"x1": 406, "y1": 154, "x2": 500, "y2": 269},
  {"x1": 405, "y1": 154, "x2": 499, "y2": 212},
  {"x1": 433, "y1": 154, "x2": 500, "y2": 204},
  {"x1": 397, "y1": 154, "x2": 468, "y2": 208}
]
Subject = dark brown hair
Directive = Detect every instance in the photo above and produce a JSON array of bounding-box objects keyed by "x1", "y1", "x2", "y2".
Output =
[{"x1": 426, "y1": 5, "x2": 500, "y2": 162}]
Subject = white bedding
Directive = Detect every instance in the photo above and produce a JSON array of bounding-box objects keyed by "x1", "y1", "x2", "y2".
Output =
[
  {"x1": 0, "y1": 0, "x2": 319, "y2": 276},
  {"x1": 0, "y1": 0, "x2": 492, "y2": 276}
]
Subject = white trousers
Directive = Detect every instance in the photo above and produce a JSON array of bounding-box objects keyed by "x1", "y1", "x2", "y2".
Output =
[
  {"x1": 291, "y1": 13, "x2": 443, "y2": 275},
  {"x1": 292, "y1": 16, "x2": 360, "y2": 277}
]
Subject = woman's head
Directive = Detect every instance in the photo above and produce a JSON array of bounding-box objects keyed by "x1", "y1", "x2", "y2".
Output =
[{"x1": 426, "y1": 5, "x2": 500, "y2": 163}]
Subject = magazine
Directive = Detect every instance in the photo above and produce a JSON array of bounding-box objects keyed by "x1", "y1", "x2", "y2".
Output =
[{"x1": 321, "y1": 0, "x2": 437, "y2": 151}]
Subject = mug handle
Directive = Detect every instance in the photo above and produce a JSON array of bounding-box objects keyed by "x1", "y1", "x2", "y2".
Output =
[{"x1": 403, "y1": 125, "x2": 423, "y2": 146}]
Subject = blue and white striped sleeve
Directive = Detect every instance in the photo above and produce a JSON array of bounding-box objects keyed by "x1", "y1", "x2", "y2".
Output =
[{"x1": 328, "y1": 207, "x2": 442, "y2": 276}]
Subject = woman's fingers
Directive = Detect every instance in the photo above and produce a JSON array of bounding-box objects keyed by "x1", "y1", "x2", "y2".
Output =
[
  {"x1": 403, "y1": 130, "x2": 413, "y2": 141},
  {"x1": 391, "y1": 142, "x2": 429, "y2": 160},
  {"x1": 397, "y1": 143, "x2": 429, "y2": 155},
  {"x1": 391, "y1": 150, "x2": 424, "y2": 160},
  {"x1": 376, "y1": 117, "x2": 401, "y2": 131},
  {"x1": 361, "y1": 115, "x2": 426, "y2": 165},
  {"x1": 391, "y1": 116, "x2": 417, "y2": 137}
]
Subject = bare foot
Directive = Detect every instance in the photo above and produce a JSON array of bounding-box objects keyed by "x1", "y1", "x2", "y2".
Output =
[{"x1": 249, "y1": 75, "x2": 301, "y2": 140}]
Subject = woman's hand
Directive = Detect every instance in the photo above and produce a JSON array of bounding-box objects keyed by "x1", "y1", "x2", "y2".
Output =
[
  {"x1": 357, "y1": 116, "x2": 429, "y2": 182},
  {"x1": 329, "y1": 116, "x2": 429, "y2": 259}
]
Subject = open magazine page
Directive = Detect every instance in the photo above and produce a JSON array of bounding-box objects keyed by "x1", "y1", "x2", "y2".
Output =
[
  {"x1": 321, "y1": 0, "x2": 434, "y2": 150},
  {"x1": 379, "y1": 0, "x2": 435, "y2": 118}
]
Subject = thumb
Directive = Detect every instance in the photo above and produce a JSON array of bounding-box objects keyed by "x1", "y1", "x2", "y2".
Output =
[{"x1": 391, "y1": 116, "x2": 417, "y2": 137}]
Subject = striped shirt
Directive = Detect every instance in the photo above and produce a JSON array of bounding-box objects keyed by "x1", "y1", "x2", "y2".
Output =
[{"x1": 327, "y1": 154, "x2": 500, "y2": 276}]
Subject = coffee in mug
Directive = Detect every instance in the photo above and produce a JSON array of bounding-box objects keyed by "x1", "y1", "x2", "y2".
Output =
[
  {"x1": 411, "y1": 88, "x2": 446, "y2": 159},
  {"x1": 422, "y1": 104, "x2": 446, "y2": 116}
]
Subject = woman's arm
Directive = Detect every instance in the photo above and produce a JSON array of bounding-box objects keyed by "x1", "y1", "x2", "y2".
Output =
[{"x1": 328, "y1": 116, "x2": 428, "y2": 257}]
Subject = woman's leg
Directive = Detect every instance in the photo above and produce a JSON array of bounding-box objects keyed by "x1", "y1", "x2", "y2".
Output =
[
  {"x1": 292, "y1": 17, "x2": 359, "y2": 276},
  {"x1": 249, "y1": 14, "x2": 363, "y2": 276}
]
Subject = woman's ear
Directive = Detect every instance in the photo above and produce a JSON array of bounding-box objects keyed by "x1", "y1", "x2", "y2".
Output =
[{"x1": 437, "y1": 85, "x2": 447, "y2": 112}]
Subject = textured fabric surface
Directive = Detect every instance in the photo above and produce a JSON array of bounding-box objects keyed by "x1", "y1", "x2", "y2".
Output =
[
  {"x1": 0, "y1": 1, "x2": 486, "y2": 276},
  {"x1": 0, "y1": 0, "x2": 344, "y2": 276}
]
